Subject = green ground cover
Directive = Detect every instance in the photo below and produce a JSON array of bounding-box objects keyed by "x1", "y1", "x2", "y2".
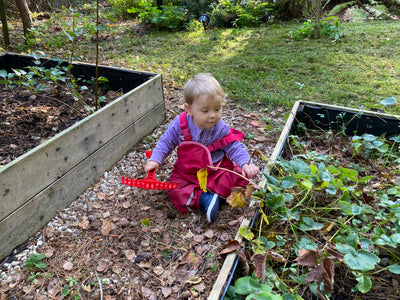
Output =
[{"x1": 4, "y1": 9, "x2": 400, "y2": 113}]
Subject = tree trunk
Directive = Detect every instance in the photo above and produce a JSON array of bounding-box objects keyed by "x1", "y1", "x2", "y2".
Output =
[
  {"x1": 314, "y1": 0, "x2": 321, "y2": 39},
  {"x1": 0, "y1": 0, "x2": 10, "y2": 47},
  {"x1": 15, "y1": 0, "x2": 33, "y2": 36}
]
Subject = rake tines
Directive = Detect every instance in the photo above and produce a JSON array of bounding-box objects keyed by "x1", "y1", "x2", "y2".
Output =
[{"x1": 121, "y1": 171, "x2": 178, "y2": 190}]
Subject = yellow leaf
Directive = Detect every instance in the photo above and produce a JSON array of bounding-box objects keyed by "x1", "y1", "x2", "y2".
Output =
[
  {"x1": 197, "y1": 168, "x2": 208, "y2": 192},
  {"x1": 164, "y1": 63, "x2": 168, "y2": 67},
  {"x1": 226, "y1": 187, "x2": 247, "y2": 209}
]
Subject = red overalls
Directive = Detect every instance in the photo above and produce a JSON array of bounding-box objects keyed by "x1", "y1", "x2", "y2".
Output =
[{"x1": 168, "y1": 112, "x2": 249, "y2": 213}]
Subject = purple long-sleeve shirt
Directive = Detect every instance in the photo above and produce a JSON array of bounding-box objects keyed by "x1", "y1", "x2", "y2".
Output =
[{"x1": 150, "y1": 114, "x2": 250, "y2": 168}]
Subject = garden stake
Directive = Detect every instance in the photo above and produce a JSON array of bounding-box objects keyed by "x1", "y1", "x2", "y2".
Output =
[{"x1": 121, "y1": 151, "x2": 178, "y2": 190}]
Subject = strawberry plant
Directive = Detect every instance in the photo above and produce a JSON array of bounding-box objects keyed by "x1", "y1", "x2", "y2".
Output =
[{"x1": 226, "y1": 127, "x2": 400, "y2": 299}]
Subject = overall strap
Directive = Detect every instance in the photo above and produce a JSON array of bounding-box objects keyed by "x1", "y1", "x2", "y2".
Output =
[
  {"x1": 207, "y1": 128, "x2": 244, "y2": 152},
  {"x1": 179, "y1": 112, "x2": 192, "y2": 141}
]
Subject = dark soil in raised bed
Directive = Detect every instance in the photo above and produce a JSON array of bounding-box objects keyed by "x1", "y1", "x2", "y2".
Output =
[{"x1": 0, "y1": 84, "x2": 120, "y2": 166}]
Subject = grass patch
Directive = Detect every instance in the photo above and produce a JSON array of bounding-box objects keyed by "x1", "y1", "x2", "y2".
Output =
[{"x1": 6, "y1": 11, "x2": 400, "y2": 113}]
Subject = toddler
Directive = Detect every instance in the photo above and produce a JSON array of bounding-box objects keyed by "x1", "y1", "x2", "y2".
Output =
[{"x1": 144, "y1": 73, "x2": 259, "y2": 223}]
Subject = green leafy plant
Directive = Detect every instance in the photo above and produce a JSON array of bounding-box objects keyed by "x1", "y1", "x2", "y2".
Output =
[
  {"x1": 230, "y1": 128, "x2": 400, "y2": 298},
  {"x1": 24, "y1": 253, "x2": 47, "y2": 271},
  {"x1": 289, "y1": 16, "x2": 343, "y2": 41}
]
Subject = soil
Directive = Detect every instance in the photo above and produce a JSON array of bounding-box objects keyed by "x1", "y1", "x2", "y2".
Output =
[
  {"x1": 0, "y1": 84, "x2": 120, "y2": 166},
  {"x1": 0, "y1": 82, "x2": 286, "y2": 299}
]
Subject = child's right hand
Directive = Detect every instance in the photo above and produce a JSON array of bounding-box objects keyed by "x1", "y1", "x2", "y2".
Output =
[{"x1": 144, "y1": 160, "x2": 160, "y2": 173}]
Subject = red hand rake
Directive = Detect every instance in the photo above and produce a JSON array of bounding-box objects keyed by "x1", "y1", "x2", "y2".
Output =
[{"x1": 121, "y1": 151, "x2": 178, "y2": 190}]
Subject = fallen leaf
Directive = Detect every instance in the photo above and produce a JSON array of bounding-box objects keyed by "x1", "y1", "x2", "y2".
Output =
[
  {"x1": 176, "y1": 252, "x2": 203, "y2": 283},
  {"x1": 63, "y1": 261, "x2": 74, "y2": 271},
  {"x1": 220, "y1": 240, "x2": 241, "y2": 255},
  {"x1": 266, "y1": 250, "x2": 287, "y2": 263},
  {"x1": 245, "y1": 184, "x2": 254, "y2": 200},
  {"x1": 97, "y1": 192, "x2": 105, "y2": 200},
  {"x1": 254, "y1": 135, "x2": 268, "y2": 142},
  {"x1": 97, "y1": 261, "x2": 108, "y2": 273},
  {"x1": 101, "y1": 219, "x2": 111, "y2": 235},
  {"x1": 153, "y1": 265, "x2": 164, "y2": 276},
  {"x1": 92, "y1": 202, "x2": 102, "y2": 209},
  {"x1": 250, "y1": 120, "x2": 263, "y2": 127},
  {"x1": 192, "y1": 281, "x2": 206, "y2": 293},
  {"x1": 197, "y1": 168, "x2": 208, "y2": 192},
  {"x1": 193, "y1": 235, "x2": 203, "y2": 243},
  {"x1": 43, "y1": 246, "x2": 55, "y2": 258},
  {"x1": 204, "y1": 229, "x2": 214, "y2": 239},
  {"x1": 226, "y1": 187, "x2": 247, "y2": 209},
  {"x1": 161, "y1": 287, "x2": 172, "y2": 298},
  {"x1": 295, "y1": 249, "x2": 321, "y2": 267},
  {"x1": 186, "y1": 276, "x2": 202, "y2": 285},
  {"x1": 79, "y1": 216, "x2": 89, "y2": 230},
  {"x1": 251, "y1": 253, "x2": 266, "y2": 282},
  {"x1": 124, "y1": 250, "x2": 136, "y2": 261},
  {"x1": 122, "y1": 201, "x2": 131, "y2": 208}
]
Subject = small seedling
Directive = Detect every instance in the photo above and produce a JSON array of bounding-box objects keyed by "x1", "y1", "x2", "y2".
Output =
[{"x1": 24, "y1": 253, "x2": 47, "y2": 271}]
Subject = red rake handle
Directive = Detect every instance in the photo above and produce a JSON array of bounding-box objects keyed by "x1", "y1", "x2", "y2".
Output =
[{"x1": 121, "y1": 150, "x2": 178, "y2": 190}]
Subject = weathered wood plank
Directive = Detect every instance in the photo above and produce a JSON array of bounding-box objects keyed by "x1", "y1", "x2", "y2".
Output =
[
  {"x1": 0, "y1": 74, "x2": 163, "y2": 222},
  {"x1": 0, "y1": 103, "x2": 165, "y2": 260}
]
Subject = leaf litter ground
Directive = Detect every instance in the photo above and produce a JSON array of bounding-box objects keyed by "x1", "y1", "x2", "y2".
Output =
[{"x1": 0, "y1": 84, "x2": 286, "y2": 299}]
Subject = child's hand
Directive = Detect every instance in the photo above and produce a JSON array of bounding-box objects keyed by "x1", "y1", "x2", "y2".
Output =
[
  {"x1": 144, "y1": 160, "x2": 160, "y2": 173},
  {"x1": 242, "y1": 163, "x2": 260, "y2": 179}
]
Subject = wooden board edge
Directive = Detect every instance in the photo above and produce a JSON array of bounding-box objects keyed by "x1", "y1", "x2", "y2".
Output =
[
  {"x1": 0, "y1": 104, "x2": 165, "y2": 260},
  {"x1": 207, "y1": 101, "x2": 301, "y2": 300}
]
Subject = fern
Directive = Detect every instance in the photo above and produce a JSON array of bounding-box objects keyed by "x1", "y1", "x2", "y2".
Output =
[{"x1": 328, "y1": 1, "x2": 356, "y2": 16}]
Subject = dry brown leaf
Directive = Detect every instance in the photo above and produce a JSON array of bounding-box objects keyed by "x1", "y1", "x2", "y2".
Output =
[
  {"x1": 193, "y1": 235, "x2": 203, "y2": 243},
  {"x1": 97, "y1": 192, "x2": 105, "y2": 200},
  {"x1": 321, "y1": 257, "x2": 335, "y2": 293},
  {"x1": 153, "y1": 265, "x2": 164, "y2": 276},
  {"x1": 192, "y1": 281, "x2": 206, "y2": 293},
  {"x1": 124, "y1": 250, "x2": 136, "y2": 261},
  {"x1": 254, "y1": 135, "x2": 268, "y2": 142},
  {"x1": 101, "y1": 219, "x2": 111, "y2": 235},
  {"x1": 219, "y1": 232, "x2": 230, "y2": 242},
  {"x1": 251, "y1": 253, "x2": 266, "y2": 282},
  {"x1": 294, "y1": 249, "x2": 321, "y2": 267},
  {"x1": 244, "y1": 184, "x2": 254, "y2": 200},
  {"x1": 63, "y1": 261, "x2": 74, "y2": 271},
  {"x1": 220, "y1": 240, "x2": 241, "y2": 255},
  {"x1": 161, "y1": 287, "x2": 172, "y2": 298},
  {"x1": 186, "y1": 276, "x2": 202, "y2": 285},
  {"x1": 237, "y1": 249, "x2": 250, "y2": 275},
  {"x1": 42, "y1": 246, "x2": 55, "y2": 258},
  {"x1": 250, "y1": 120, "x2": 263, "y2": 127},
  {"x1": 97, "y1": 261, "x2": 108, "y2": 273},
  {"x1": 79, "y1": 216, "x2": 89, "y2": 230},
  {"x1": 122, "y1": 201, "x2": 131, "y2": 208},
  {"x1": 204, "y1": 229, "x2": 214, "y2": 239},
  {"x1": 226, "y1": 187, "x2": 247, "y2": 209},
  {"x1": 92, "y1": 202, "x2": 102, "y2": 209},
  {"x1": 266, "y1": 250, "x2": 287, "y2": 263},
  {"x1": 176, "y1": 252, "x2": 203, "y2": 283}
]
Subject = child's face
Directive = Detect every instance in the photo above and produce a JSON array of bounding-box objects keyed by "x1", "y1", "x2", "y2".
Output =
[{"x1": 185, "y1": 94, "x2": 223, "y2": 129}]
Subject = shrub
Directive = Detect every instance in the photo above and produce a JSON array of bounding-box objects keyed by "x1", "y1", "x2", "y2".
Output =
[
  {"x1": 289, "y1": 16, "x2": 343, "y2": 41},
  {"x1": 128, "y1": 3, "x2": 188, "y2": 31},
  {"x1": 209, "y1": 0, "x2": 273, "y2": 28}
]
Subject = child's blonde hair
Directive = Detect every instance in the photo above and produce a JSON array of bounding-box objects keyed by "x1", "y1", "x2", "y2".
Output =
[{"x1": 183, "y1": 73, "x2": 226, "y2": 105}]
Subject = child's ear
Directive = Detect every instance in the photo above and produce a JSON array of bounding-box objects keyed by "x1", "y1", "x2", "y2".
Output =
[{"x1": 184, "y1": 103, "x2": 193, "y2": 116}]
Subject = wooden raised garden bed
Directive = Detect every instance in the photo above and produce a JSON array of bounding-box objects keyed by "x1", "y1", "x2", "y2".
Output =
[
  {"x1": 210, "y1": 100, "x2": 400, "y2": 299},
  {"x1": 0, "y1": 53, "x2": 165, "y2": 261}
]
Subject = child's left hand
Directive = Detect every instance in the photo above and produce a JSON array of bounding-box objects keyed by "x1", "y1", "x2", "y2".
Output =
[{"x1": 242, "y1": 163, "x2": 260, "y2": 179}]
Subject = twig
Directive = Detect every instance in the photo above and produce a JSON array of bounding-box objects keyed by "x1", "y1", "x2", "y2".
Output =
[
  {"x1": 133, "y1": 263, "x2": 167, "y2": 285},
  {"x1": 206, "y1": 165, "x2": 261, "y2": 190},
  {"x1": 97, "y1": 274, "x2": 103, "y2": 300}
]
